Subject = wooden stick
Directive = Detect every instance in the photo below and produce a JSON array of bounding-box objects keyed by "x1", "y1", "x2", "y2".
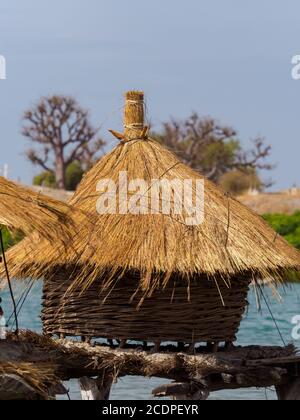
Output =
[
  {"x1": 212, "y1": 342, "x2": 219, "y2": 353},
  {"x1": 109, "y1": 130, "x2": 125, "y2": 141}
]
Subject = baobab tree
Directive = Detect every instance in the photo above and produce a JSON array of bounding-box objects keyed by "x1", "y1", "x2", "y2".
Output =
[{"x1": 22, "y1": 95, "x2": 105, "y2": 189}]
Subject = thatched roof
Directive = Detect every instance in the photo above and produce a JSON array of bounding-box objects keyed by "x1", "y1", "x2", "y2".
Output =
[
  {"x1": 0, "y1": 362, "x2": 59, "y2": 400},
  {"x1": 0, "y1": 176, "x2": 91, "y2": 290},
  {"x1": 2, "y1": 92, "x2": 300, "y2": 292},
  {"x1": 0, "y1": 176, "x2": 75, "y2": 239}
]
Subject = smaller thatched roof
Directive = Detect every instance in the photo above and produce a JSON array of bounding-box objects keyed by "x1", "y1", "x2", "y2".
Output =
[
  {"x1": 2, "y1": 92, "x2": 300, "y2": 295},
  {"x1": 0, "y1": 362, "x2": 59, "y2": 400},
  {"x1": 0, "y1": 176, "x2": 76, "y2": 239},
  {"x1": 0, "y1": 177, "x2": 94, "y2": 290}
]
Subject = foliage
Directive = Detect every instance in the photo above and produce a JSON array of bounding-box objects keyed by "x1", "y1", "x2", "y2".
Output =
[
  {"x1": 65, "y1": 161, "x2": 84, "y2": 191},
  {"x1": 263, "y1": 212, "x2": 300, "y2": 250},
  {"x1": 33, "y1": 161, "x2": 84, "y2": 191},
  {"x1": 33, "y1": 171, "x2": 57, "y2": 189},
  {"x1": 0, "y1": 226, "x2": 24, "y2": 251},
  {"x1": 219, "y1": 169, "x2": 262, "y2": 196},
  {"x1": 261, "y1": 212, "x2": 300, "y2": 282}
]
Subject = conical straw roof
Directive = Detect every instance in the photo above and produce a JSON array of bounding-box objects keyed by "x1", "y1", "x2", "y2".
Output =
[
  {"x1": 3, "y1": 92, "x2": 300, "y2": 293},
  {"x1": 0, "y1": 176, "x2": 76, "y2": 240},
  {"x1": 0, "y1": 361, "x2": 59, "y2": 399},
  {"x1": 0, "y1": 176, "x2": 90, "y2": 289}
]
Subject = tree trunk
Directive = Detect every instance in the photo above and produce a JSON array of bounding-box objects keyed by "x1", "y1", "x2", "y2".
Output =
[{"x1": 55, "y1": 146, "x2": 66, "y2": 190}]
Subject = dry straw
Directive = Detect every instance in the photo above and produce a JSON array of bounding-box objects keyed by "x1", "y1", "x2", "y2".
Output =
[
  {"x1": 0, "y1": 362, "x2": 59, "y2": 399},
  {"x1": 0, "y1": 176, "x2": 93, "y2": 289},
  {"x1": 0, "y1": 176, "x2": 76, "y2": 240},
  {"x1": 2, "y1": 91, "x2": 300, "y2": 296}
]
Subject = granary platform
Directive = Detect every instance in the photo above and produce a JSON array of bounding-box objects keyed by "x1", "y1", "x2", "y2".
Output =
[{"x1": 0, "y1": 330, "x2": 299, "y2": 400}]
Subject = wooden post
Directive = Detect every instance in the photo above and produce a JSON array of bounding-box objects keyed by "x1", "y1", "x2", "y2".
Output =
[
  {"x1": 187, "y1": 343, "x2": 195, "y2": 354},
  {"x1": 152, "y1": 341, "x2": 161, "y2": 353},
  {"x1": 119, "y1": 339, "x2": 126, "y2": 349},
  {"x1": 224, "y1": 341, "x2": 234, "y2": 351},
  {"x1": 79, "y1": 374, "x2": 114, "y2": 401},
  {"x1": 178, "y1": 342, "x2": 185, "y2": 351},
  {"x1": 276, "y1": 379, "x2": 300, "y2": 400},
  {"x1": 153, "y1": 382, "x2": 210, "y2": 401},
  {"x1": 212, "y1": 342, "x2": 219, "y2": 353}
]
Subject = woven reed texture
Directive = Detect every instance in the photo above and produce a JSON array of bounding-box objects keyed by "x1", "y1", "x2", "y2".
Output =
[{"x1": 42, "y1": 273, "x2": 251, "y2": 343}]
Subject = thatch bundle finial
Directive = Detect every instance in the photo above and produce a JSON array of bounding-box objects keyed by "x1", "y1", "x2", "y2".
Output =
[
  {"x1": 124, "y1": 91, "x2": 145, "y2": 140},
  {"x1": 110, "y1": 91, "x2": 147, "y2": 142}
]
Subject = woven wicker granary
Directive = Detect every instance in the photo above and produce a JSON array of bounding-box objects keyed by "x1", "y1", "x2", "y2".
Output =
[
  {"x1": 42, "y1": 273, "x2": 250, "y2": 344},
  {"x1": 3, "y1": 91, "x2": 300, "y2": 347}
]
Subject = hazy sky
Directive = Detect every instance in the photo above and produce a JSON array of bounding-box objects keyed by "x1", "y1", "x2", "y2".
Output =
[{"x1": 0, "y1": 0, "x2": 299, "y2": 189}]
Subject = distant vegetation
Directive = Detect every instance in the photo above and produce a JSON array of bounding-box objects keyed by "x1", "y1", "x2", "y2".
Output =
[
  {"x1": 155, "y1": 113, "x2": 273, "y2": 191},
  {"x1": 219, "y1": 169, "x2": 262, "y2": 196},
  {"x1": 0, "y1": 227, "x2": 23, "y2": 251},
  {"x1": 263, "y1": 212, "x2": 300, "y2": 250},
  {"x1": 33, "y1": 161, "x2": 84, "y2": 191},
  {"x1": 264, "y1": 212, "x2": 300, "y2": 282}
]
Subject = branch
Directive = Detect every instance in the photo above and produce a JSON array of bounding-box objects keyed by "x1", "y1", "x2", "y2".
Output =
[
  {"x1": 235, "y1": 138, "x2": 274, "y2": 171},
  {"x1": 1, "y1": 332, "x2": 299, "y2": 400},
  {"x1": 65, "y1": 141, "x2": 88, "y2": 167},
  {"x1": 26, "y1": 148, "x2": 53, "y2": 173}
]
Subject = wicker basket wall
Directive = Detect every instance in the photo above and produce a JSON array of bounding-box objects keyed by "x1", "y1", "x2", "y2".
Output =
[{"x1": 42, "y1": 273, "x2": 251, "y2": 344}]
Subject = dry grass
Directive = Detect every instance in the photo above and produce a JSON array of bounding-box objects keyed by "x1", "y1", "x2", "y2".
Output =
[
  {"x1": 0, "y1": 361, "x2": 59, "y2": 398},
  {"x1": 0, "y1": 176, "x2": 76, "y2": 240},
  {"x1": 2, "y1": 92, "x2": 300, "y2": 295},
  {"x1": 0, "y1": 176, "x2": 94, "y2": 289}
]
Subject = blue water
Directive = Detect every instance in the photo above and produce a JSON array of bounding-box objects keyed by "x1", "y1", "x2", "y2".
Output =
[{"x1": 1, "y1": 281, "x2": 300, "y2": 400}]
